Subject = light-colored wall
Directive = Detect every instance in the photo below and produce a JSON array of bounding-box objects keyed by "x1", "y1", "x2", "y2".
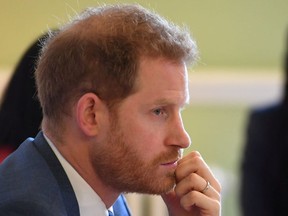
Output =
[{"x1": 0, "y1": 0, "x2": 287, "y2": 68}]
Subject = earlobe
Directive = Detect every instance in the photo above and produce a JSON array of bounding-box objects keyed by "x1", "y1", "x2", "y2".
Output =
[{"x1": 76, "y1": 93, "x2": 104, "y2": 137}]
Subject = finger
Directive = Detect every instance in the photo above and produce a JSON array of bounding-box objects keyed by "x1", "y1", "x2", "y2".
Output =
[
  {"x1": 180, "y1": 190, "x2": 221, "y2": 214},
  {"x1": 200, "y1": 181, "x2": 221, "y2": 201},
  {"x1": 176, "y1": 151, "x2": 221, "y2": 193},
  {"x1": 177, "y1": 151, "x2": 201, "y2": 165},
  {"x1": 175, "y1": 172, "x2": 221, "y2": 200},
  {"x1": 176, "y1": 151, "x2": 207, "y2": 181}
]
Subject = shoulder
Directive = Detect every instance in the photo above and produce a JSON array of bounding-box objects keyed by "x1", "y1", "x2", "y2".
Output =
[
  {"x1": 248, "y1": 103, "x2": 284, "y2": 130},
  {"x1": 0, "y1": 136, "x2": 66, "y2": 215},
  {"x1": 249, "y1": 103, "x2": 282, "y2": 121},
  {"x1": 0, "y1": 199, "x2": 65, "y2": 216},
  {"x1": 0, "y1": 136, "x2": 49, "y2": 178}
]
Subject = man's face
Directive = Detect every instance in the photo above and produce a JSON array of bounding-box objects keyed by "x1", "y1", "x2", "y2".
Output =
[{"x1": 92, "y1": 57, "x2": 191, "y2": 194}]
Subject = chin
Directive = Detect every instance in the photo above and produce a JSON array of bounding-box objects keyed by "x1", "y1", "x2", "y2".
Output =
[
  {"x1": 124, "y1": 174, "x2": 175, "y2": 195},
  {"x1": 147, "y1": 175, "x2": 176, "y2": 195}
]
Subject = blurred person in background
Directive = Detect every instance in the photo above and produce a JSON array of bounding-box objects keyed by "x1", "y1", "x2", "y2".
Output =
[
  {"x1": 0, "y1": 4, "x2": 221, "y2": 216},
  {"x1": 241, "y1": 31, "x2": 288, "y2": 215},
  {"x1": 0, "y1": 33, "x2": 46, "y2": 162}
]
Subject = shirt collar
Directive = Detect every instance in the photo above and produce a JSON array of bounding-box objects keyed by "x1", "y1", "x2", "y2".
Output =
[{"x1": 44, "y1": 134, "x2": 113, "y2": 216}]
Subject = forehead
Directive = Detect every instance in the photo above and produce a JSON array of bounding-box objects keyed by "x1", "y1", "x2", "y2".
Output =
[{"x1": 134, "y1": 57, "x2": 189, "y2": 106}]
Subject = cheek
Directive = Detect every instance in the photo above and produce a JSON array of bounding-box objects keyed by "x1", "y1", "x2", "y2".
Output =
[
  {"x1": 124, "y1": 122, "x2": 164, "y2": 157},
  {"x1": 119, "y1": 108, "x2": 168, "y2": 156}
]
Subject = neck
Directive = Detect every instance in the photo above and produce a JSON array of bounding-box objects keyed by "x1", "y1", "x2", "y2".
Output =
[{"x1": 45, "y1": 131, "x2": 121, "y2": 208}]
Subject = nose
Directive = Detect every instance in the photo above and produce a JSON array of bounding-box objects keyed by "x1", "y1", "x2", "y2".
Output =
[{"x1": 166, "y1": 113, "x2": 191, "y2": 149}]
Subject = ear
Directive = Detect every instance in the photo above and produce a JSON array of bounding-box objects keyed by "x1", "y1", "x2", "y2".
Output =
[{"x1": 76, "y1": 93, "x2": 107, "y2": 137}]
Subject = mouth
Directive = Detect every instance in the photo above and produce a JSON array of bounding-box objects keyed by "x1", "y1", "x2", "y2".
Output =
[{"x1": 160, "y1": 158, "x2": 180, "y2": 166}]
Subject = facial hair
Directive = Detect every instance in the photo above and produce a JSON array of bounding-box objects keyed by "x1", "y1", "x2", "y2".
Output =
[{"x1": 90, "y1": 115, "x2": 181, "y2": 195}]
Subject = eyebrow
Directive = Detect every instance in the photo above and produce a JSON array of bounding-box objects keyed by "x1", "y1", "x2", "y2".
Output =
[{"x1": 153, "y1": 97, "x2": 190, "y2": 108}]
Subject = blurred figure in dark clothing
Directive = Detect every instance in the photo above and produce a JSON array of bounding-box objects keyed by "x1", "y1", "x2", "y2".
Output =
[
  {"x1": 241, "y1": 32, "x2": 288, "y2": 215},
  {"x1": 0, "y1": 33, "x2": 47, "y2": 162}
]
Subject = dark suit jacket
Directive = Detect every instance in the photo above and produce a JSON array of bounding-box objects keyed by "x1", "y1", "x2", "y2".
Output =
[
  {"x1": 241, "y1": 103, "x2": 288, "y2": 216},
  {"x1": 0, "y1": 132, "x2": 131, "y2": 216}
]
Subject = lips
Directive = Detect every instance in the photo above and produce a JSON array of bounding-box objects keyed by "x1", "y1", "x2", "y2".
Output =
[
  {"x1": 155, "y1": 150, "x2": 182, "y2": 166},
  {"x1": 161, "y1": 158, "x2": 180, "y2": 166}
]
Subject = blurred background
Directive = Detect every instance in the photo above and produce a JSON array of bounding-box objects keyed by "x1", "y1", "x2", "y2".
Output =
[{"x1": 0, "y1": 0, "x2": 287, "y2": 215}]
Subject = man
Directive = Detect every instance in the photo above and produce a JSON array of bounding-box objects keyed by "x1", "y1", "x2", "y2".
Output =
[
  {"x1": 0, "y1": 4, "x2": 221, "y2": 216},
  {"x1": 241, "y1": 31, "x2": 288, "y2": 215}
]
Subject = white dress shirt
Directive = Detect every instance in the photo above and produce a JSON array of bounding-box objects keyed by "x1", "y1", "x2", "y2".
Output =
[{"x1": 44, "y1": 134, "x2": 113, "y2": 216}]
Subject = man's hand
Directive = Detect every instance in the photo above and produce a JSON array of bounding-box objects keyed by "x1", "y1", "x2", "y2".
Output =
[{"x1": 162, "y1": 151, "x2": 221, "y2": 216}]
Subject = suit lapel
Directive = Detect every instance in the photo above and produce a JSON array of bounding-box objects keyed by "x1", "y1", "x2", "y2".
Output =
[{"x1": 33, "y1": 132, "x2": 80, "y2": 216}]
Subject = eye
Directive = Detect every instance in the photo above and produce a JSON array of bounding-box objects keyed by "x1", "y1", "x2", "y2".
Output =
[
  {"x1": 153, "y1": 108, "x2": 163, "y2": 116},
  {"x1": 153, "y1": 108, "x2": 167, "y2": 118}
]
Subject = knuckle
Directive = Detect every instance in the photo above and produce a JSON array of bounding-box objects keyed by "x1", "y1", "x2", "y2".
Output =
[
  {"x1": 192, "y1": 155, "x2": 204, "y2": 167},
  {"x1": 188, "y1": 190, "x2": 198, "y2": 200},
  {"x1": 190, "y1": 151, "x2": 201, "y2": 157},
  {"x1": 212, "y1": 199, "x2": 221, "y2": 215},
  {"x1": 214, "y1": 179, "x2": 222, "y2": 193},
  {"x1": 188, "y1": 172, "x2": 198, "y2": 182},
  {"x1": 180, "y1": 191, "x2": 197, "y2": 206}
]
